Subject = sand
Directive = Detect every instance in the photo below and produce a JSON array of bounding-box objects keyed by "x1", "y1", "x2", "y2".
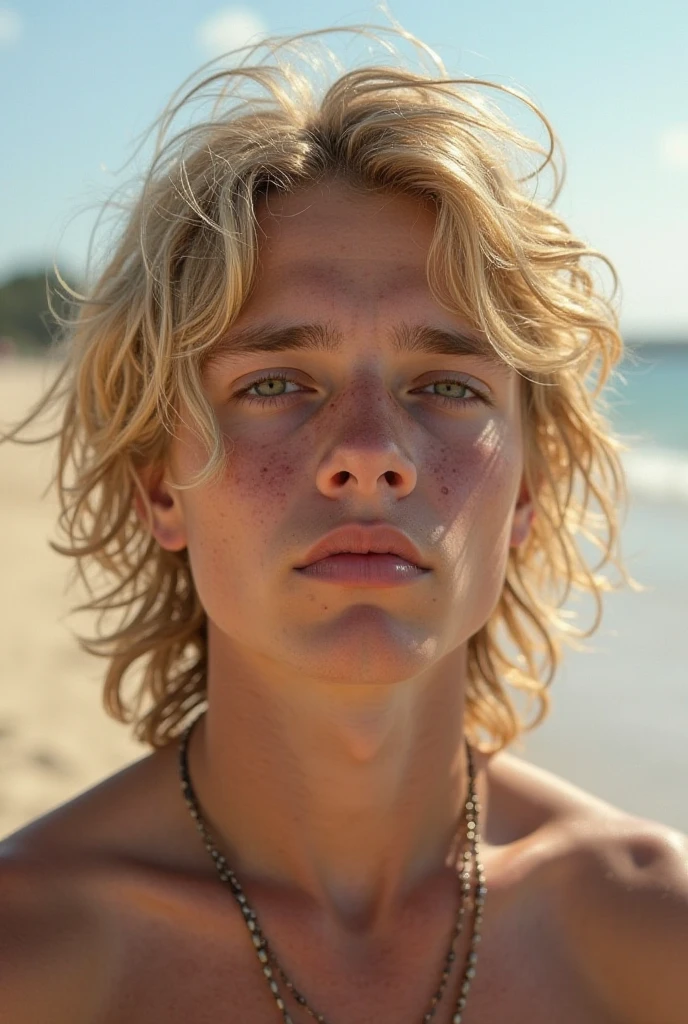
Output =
[
  {"x1": 1, "y1": 358, "x2": 686, "y2": 842},
  {"x1": 0, "y1": 359, "x2": 143, "y2": 840}
]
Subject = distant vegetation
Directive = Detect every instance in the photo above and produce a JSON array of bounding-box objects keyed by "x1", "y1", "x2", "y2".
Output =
[{"x1": 0, "y1": 268, "x2": 80, "y2": 355}]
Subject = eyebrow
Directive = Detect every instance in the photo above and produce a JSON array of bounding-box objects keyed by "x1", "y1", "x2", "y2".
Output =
[{"x1": 203, "y1": 320, "x2": 511, "y2": 374}]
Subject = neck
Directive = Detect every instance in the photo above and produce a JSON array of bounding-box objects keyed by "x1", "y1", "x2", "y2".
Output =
[{"x1": 184, "y1": 638, "x2": 485, "y2": 935}]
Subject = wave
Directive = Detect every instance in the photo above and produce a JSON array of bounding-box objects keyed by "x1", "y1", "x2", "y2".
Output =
[{"x1": 622, "y1": 446, "x2": 688, "y2": 505}]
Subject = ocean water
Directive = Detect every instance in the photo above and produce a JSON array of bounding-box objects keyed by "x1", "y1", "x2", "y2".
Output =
[
  {"x1": 517, "y1": 341, "x2": 687, "y2": 831},
  {"x1": 607, "y1": 342, "x2": 688, "y2": 505}
]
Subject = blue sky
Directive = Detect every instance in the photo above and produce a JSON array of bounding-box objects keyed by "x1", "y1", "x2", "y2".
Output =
[{"x1": 1, "y1": 0, "x2": 686, "y2": 335}]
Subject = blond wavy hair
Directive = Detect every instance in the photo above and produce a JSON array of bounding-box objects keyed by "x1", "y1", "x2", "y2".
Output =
[{"x1": 5, "y1": 25, "x2": 634, "y2": 754}]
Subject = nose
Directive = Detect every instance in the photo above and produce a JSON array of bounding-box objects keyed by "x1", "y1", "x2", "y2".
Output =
[{"x1": 313, "y1": 388, "x2": 418, "y2": 500}]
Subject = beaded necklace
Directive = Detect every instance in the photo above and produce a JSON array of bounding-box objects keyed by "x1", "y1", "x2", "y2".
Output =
[{"x1": 178, "y1": 715, "x2": 486, "y2": 1023}]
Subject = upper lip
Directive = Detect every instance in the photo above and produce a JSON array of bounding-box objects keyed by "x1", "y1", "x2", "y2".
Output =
[{"x1": 295, "y1": 522, "x2": 430, "y2": 570}]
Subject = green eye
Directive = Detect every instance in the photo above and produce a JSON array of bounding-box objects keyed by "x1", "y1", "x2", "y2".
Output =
[{"x1": 234, "y1": 373, "x2": 492, "y2": 408}]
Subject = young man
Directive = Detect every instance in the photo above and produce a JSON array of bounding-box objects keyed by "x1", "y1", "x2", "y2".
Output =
[{"x1": 2, "y1": 28, "x2": 687, "y2": 1024}]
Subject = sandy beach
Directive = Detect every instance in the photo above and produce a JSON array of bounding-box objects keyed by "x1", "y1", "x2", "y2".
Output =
[
  {"x1": 0, "y1": 359, "x2": 143, "y2": 839},
  {"x1": 1, "y1": 358, "x2": 686, "y2": 842}
]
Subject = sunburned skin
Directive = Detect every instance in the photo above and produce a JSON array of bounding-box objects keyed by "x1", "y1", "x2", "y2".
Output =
[{"x1": 141, "y1": 179, "x2": 533, "y2": 929}]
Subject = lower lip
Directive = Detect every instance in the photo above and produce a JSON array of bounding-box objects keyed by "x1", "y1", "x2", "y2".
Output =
[{"x1": 295, "y1": 553, "x2": 429, "y2": 586}]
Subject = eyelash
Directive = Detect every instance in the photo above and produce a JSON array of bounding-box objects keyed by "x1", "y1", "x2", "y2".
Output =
[{"x1": 233, "y1": 372, "x2": 493, "y2": 409}]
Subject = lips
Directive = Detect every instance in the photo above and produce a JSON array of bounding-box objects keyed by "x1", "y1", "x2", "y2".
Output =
[{"x1": 295, "y1": 522, "x2": 429, "y2": 570}]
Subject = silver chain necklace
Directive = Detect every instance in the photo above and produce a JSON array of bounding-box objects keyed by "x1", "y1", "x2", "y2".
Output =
[{"x1": 178, "y1": 714, "x2": 486, "y2": 1024}]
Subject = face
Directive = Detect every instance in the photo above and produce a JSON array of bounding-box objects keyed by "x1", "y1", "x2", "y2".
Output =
[{"x1": 146, "y1": 181, "x2": 532, "y2": 688}]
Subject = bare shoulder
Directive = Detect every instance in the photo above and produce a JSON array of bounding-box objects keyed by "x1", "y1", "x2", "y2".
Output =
[
  {"x1": 0, "y1": 750, "x2": 163, "y2": 1024},
  {"x1": 0, "y1": 845, "x2": 110, "y2": 1024},
  {"x1": 560, "y1": 813, "x2": 688, "y2": 1024},
  {"x1": 488, "y1": 751, "x2": 688, "y2": 1024}
]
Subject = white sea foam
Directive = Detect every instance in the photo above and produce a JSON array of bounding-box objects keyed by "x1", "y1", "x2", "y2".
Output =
[{"x1": 623, "y1": 447, "x2": 688, "y2": 505}]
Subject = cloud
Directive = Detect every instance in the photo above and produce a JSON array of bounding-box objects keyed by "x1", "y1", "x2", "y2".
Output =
[
  {"x1": 0, "y1": 7, "x2": 22, "y2": 46},
  {"x1": 659, "y1": 124, "x2": 688, "y2": 170},
  {"x1": 196, "y1": 8, "x2": 267, "y2": 58}
]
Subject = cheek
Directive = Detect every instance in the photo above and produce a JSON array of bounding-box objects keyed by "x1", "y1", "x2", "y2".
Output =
[
  {"x1": 436, "y1": 431, "x2": 521, "y2": 618},
  {"x1": 430, "y1": 426, "x2": 521, "y2": 519},
  {"x1": 176, "y1": 437, "x2": 309, "y2": 599},
  {"x1": 216, "y1": 445, "x2": 298, "y2": 514}
]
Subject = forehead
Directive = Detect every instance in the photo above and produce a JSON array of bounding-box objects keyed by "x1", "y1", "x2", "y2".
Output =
[
  {"x1": 206, "y1": 182, "x2": 514, "y2": 375},
  {"x1": 252, "y1": 183, "x2": 438, "y2": 298}
]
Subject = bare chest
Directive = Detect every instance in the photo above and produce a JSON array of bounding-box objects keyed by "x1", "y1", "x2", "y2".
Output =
[{"x1": 90, "y1": 877, "x2": 618, "y2": 1024}]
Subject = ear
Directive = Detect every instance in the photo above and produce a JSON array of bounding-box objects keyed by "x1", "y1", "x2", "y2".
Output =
[
  {"x1": 133, "y1": 466, "x2": 188, "y2": 552},
  {"x1": 510, "y1": 477, "x2": 535, "y2": 549}
]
